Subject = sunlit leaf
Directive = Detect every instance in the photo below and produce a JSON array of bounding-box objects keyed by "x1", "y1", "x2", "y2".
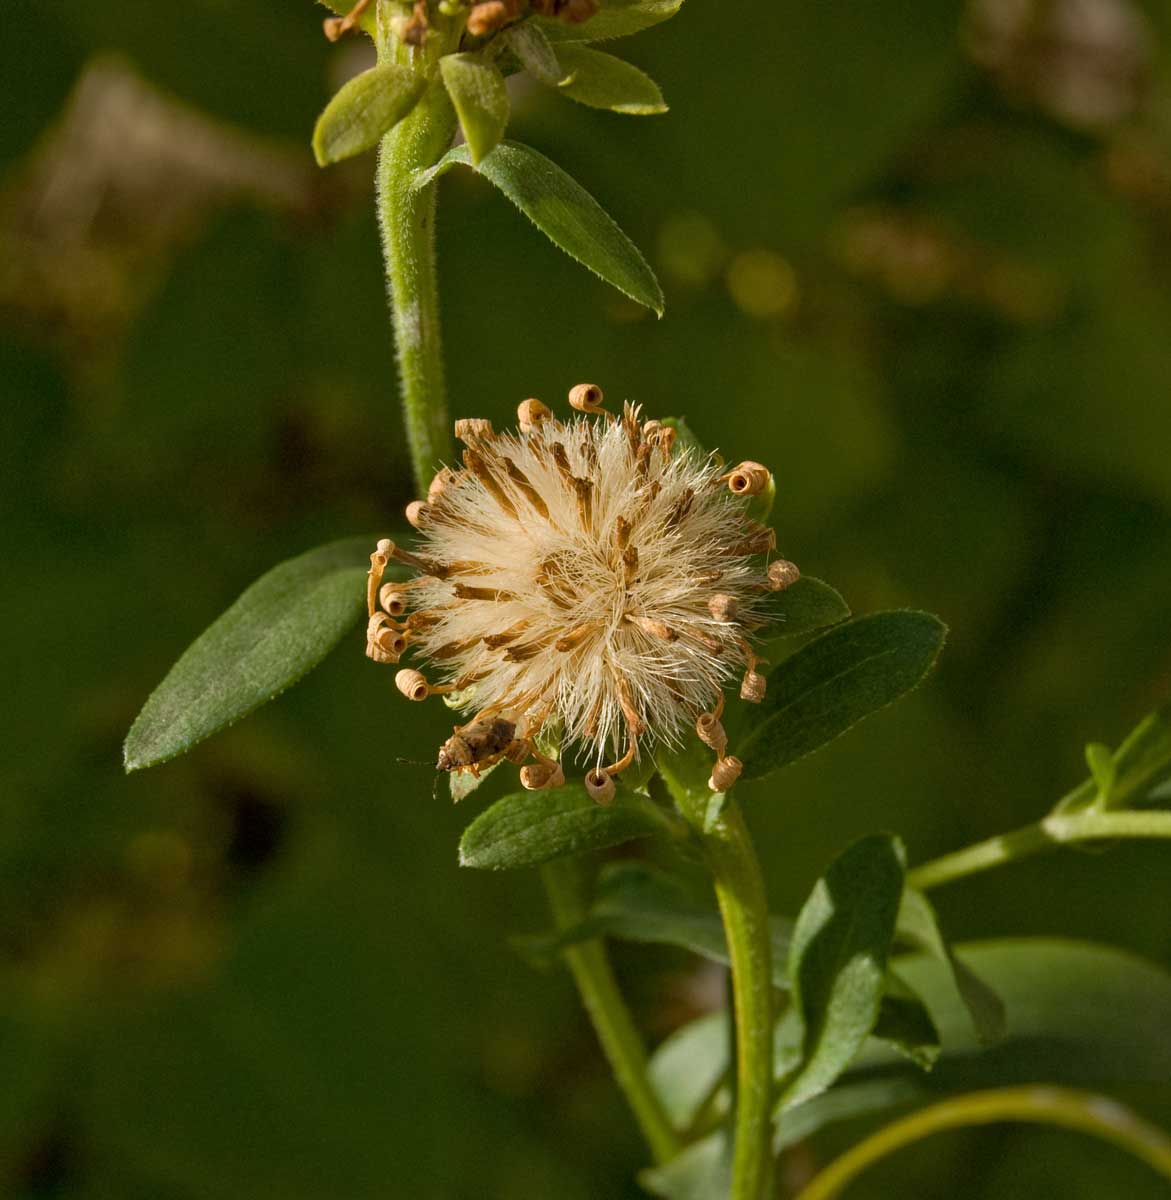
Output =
[
  {"x1": 458, "y1": 785, "x2": 674, "y2": 869},
  {"x1": 439, "y1": 53, "x2": 509, "y2": 166},
  {"x1": 417, "y1": 140, "x2": 664, "y2": 315},
  {"x1": 124, "y1": 538, "x2": 377, "y2": 772},
  {"x1": 781, "y1": 834, "x2": 906, "y2": 1108},
  {"x1": 553, "y1": 44, "x2": 667, "y2": 114},
  {"x1": 739, "y1": 611, "x2": 946, "y2": 782},
  {"x1": 312, "y1": 65, "x2": 426, "y2": 165}
]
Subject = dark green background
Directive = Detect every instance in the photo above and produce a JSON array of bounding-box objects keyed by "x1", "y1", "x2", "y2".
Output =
[{"x1": 4, "y1": 1, "x2": 1171, "y2": 1195}]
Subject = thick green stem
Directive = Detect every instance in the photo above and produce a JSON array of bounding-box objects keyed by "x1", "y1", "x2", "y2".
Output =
[
  {"x1": 540, "y1": 858, "x2": 682, "y2": 1166},
  {"x1": 375, "y1": 26, "x2": 459, "y2": 494},
  {"x1": 701, "y1": 799, "x2": 775, "y2": 1200},
  {"x1": 908, "y1": 809, "x2": 1171, "y2": 892}
]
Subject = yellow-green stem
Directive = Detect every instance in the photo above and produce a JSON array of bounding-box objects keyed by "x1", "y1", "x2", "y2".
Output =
[
  {"x1": 793, "y1": 1086, "x2": 1171, "y2": 1200},
  {"x1": 540, "y1": 858, "x2": 682, "y2": 1166}
]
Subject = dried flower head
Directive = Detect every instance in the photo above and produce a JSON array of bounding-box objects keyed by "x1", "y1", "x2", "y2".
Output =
[{"x1": 366, "y1": 386, "x2": 796, "y2": 794}]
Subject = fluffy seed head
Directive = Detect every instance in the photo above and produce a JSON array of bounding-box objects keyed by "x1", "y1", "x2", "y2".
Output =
[{"x1": 367, "y1": 390, "x2": 795, "y2": 791}]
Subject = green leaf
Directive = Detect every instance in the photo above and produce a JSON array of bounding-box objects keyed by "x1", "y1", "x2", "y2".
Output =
[
  {"x1": 503, "y1": 22, "x2": 567, "y2": 85},
  {"x1": 417, "y1": 140, "x2": 664, "y2": 315},
  {"x1": 312, "y1": 64, "x2": 426, "y2": 166},
  {"x1": 438, "y1": 54, "x2": 509, "y2": 166},
  {"x1": 639, "y1": 1131, "x2": 731, "y2": 1200},
  {"x1": 1085, "y1": 742, "x2": 1116, "y2": 802},
  {"x1": 872, "y1": 970, "x2": 940, "y2": 1071},
  {"x1": 781, "y1": 834, "x2": 906, "y2": 1109},
  {"x1": 897, "y1": 887, "x2": 1007, "y2": 1045},
  {"x1": 755, "y1": 578, "x2": 851, "y2": 649},
  {"x1": 124, "y1": 538, "x2": 377, "y2": 772},
  {"x1": 552, "y1": 44, "x2": 667, "y2": 114},
  {"x1": 739, "y1": 611, "x2": 947, "y2": 782},
  {"x1": 777, "y1": 938, "x2": 1171, "y2": 1148},
  {"x1": 458, "y1": 786, "x2": 673, "y2": 869},
  {"x1": 660, "y1": 416, "x2": 708, "y2": 457},
  {"x1": 449, "y1": 755, "x2": 502, "y2": 802},
  {"x1": 538, "y1": 0, "x2": 684, "y2": 43},
  {"x1": 521, "y1": 861, "x2": 793, "y2": 970},
  {"x1": 648, "y1": 1011, "x2": 727, "y2": 1129}
]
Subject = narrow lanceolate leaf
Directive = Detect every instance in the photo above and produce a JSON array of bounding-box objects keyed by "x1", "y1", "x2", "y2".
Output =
[
  {"x1": 503, "y1": 22, "x2": 567, "y2": 85},
  {"x1": 458, "y1": 785, "x2": 673, "y2": 870},
  {"x1": 739, "y1": 610, "x2": 946, "y2": 782},
  {"x1": 897, "y1": 887, "x2": 1007, "y2": 1045},
  {"x1": 551, "y1": 44, "x2": 666, "y2": 114},
  {"x1": 417, "y1": 141, "x2": 664, "y2": 315},
  {"x1": 439, "y1": 54, "x2": 509, "y2": 166},
  {"x1": 124, "y1": 538, "x2": 377, "y2": 772},
  {"x1": 538, "y1": 0, "x2": 685, "y2": 43},
  {"x1": 781, "y1": 835, "x2": 906, "y2": 1109},
  {"x1": 312, "y1": 65, "x2": 426, "y2": 166}
]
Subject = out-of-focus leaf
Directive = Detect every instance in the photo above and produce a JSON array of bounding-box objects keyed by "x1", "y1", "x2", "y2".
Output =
[
  {"x1": 639, "y1": 1130, "x2": 730, "y2": 1200},
  {"x1": 439, "y1": 53, "x2": 509, "y2": 166},
  {"x1": 660, "y1": 416, "x2": 708, "y2": 457},
  {"x1": 418, "y1": 141, "x2": 664, "y2": 315},
  {"x1": 897, "y1": 887, "x2": 1007, "y2": 1045},
  {"x1": 538, "y1": 0, "x2": 684, "y2": 43},
  {"x1": 317, "y1": 0, "x2": 376, "y2": 35},
  {"x1": 552, "y1": 44, "x2": 667, "y2": 114},
  {"x1": 776, "y1": 939, "x2": 1171, "y2": 1147},
  {"x1": 458, "y1": 786, "x2": 673, "y2": 869},
  {"x1": 1055, "y1": 701, "x2": 1171, "y2": 815},
  {"x1": 780, "y1": 835, "x2": 906, "y2": 1108},
  {"x1": 739, "y1": 612, "x2": 946, "y2": 782},
  {"x1": 312, "y1": 65, "x2": 426, "y2": 165},
  {"x1": 648, "y1": 1011, "x2": 727, "y2": 1129},
  {"x1": 124, "y1": 538, "x2": 378, "y2": 772},
  {"x1": 1085, "y1": 742, "x2": 1117, "y2": 803},
  {"x1": 872, "y1": 970, "x2": 940, "y2": 1071},
  {"x1": 503, "y1": 22, "x2": 566, "y2": 85}
]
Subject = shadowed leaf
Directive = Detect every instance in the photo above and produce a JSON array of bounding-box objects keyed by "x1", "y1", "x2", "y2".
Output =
[{"x1": 312, "y1": 65, "x2": 426, "y2": 165}]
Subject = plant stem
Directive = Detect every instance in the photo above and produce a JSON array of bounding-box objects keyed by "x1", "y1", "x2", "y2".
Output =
[
  {"x1": 700, "y1": 799, "x2": 775, "y2": 1200},
  {"x1": 375, "y1": 35, "x2": 459, "y2": 495},
  {"x1": 907, "y1": 809, "x2": 1171, "y2": 892},
  {"x1": 540, "y1": 858, "x2": 682, "y2": 1166},
  {"x1": 792, "y1": 1086, "x2": 1171, "y2": 1200}
]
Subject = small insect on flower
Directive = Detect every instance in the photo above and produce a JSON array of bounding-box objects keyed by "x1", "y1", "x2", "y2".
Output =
[{"x1": 366, "y1": 386, "x2": 800, "y2": 798}]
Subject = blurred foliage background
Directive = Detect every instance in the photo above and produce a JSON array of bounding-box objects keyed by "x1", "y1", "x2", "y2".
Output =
[{"x1": 4, "y1": 0, "x2": 1171, "y2": 1195}]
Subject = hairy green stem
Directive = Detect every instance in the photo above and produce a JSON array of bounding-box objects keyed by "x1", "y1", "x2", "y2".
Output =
[
  {"x1": 375, "y1": 22, "x2": 459, "y2": 495},
  {"x1": 701, "y1": 799, "x2": 775, "y2": 1200},
  {"x1": 540, "y1": 858, "x2": 682, "y2": 1166},
  {"x1": 793, "y1": 1086, "x2": 1171, "y2": 1200},
  {"x1": 908, "y1": 809, "x2": 1171, "y2": 892}
]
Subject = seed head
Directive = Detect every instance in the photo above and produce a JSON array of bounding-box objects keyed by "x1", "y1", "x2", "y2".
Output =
[{"x1": 366, "y1": 387, "x2": 796, "y2": 792}]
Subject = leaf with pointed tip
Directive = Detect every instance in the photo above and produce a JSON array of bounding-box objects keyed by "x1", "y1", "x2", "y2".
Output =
[
  {"x1": 756, "y1": 578, "x2": 851, "y2": 648},
  {"x1": 503, "y1": 22, "x2": 567, "y2": 85},
  {"x1": 872, "y1": 969, "x2": 940, "y2": 1071},
  {"x1": 780, "y1": 834, "x2": 906, "y2": 1109},
  {"x1": 417, "y1": 140, "x2": 664, "y2": 315},
  {"x1": 439, "y1": 53, "x2": 509, "y2": 165},
  {"x1": 124, "y1": 538, "x2": 382, "y2": 772},
  {"x1": 552, "y1": 44, "x2": 667, "y2": 114},
  {"x1": 458, "y1": 785, "x2": 674, "y2": 870},
  {"x1": 739, "y1": 611, "x2": 946, "y2": 782},
  {"x1": 312, "y1": 64, "x2": 426, "y2": 166},
  {"x1": 538, "y1": 0, "x2": 684, "y2": 43},
  {"x1": 639, "y1": 1131, "x2": 730, "y2": 1200}
]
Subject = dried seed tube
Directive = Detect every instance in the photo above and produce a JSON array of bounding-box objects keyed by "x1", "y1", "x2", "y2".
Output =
[
  {"x1": 517, "y1": 398, "x2": 553, "y2": 432},
  {"x1": 709, "y1": 755, "x2": 743, "y2": 792},
  {"x1": 726, "y1": 461, "x2": 771, "y2": 497},
  {"x1": 767, "y1": 559, "x2": 801, "y2": 591},
  {"x1": 568, "y1": 382, "x2": 607, "y2": 418},
  {"x1": 708, "y1": 593, "x2": 739, "y2": 622},
  {"x1": 696, "y1": 712, "x2": 728, "y2": 755},
  {"x1": 395, "y1": 669, "x2": 430, "y2": 701},
  {"x1": 405, "y1": 500, "x2": 432, "y2": 530},
  {"x1": 584, "y1": 769, "x2": 615, "y2": 805},
  {"x1": 454, "y1": 417, "x2": 495, "y2": 444},
  {"x1": 380, "y1": 584, "x2": 408, "y2": 617}
]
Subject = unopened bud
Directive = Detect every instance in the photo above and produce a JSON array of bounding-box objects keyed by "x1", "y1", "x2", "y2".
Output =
[
  {"x1": 455, "y1": 417, "x2": 495, "y2": 444},
  {"x1": 395, "y1": 669, "x2": 430, "y2": 701},
  {"x1": 518, "y1": 397, "x2": 553, "y2": 432},
  {"x1": 741, "y1": 671, "x2": 766, "y2": 704},
  {"x1": 696, "y1": 712, "x2": 728, "y2": 755},
  {"x1": 727, "y1": 461, "x2": 771, "y2": 497},
  {"x1": 568, "y1": 382, "x2": 606, "y2": 415},
  {"x1": 767, "y1": 559, "x2": 801, "y2": 591},
  {"x1": 379, "y1": 584, "x2": 407, "y2": 616},
  {"x1": 405, "y1": 500, "x2": 432, "y2": 530},
  {"x1": 708, "y1": 593, "x2": 739, "y2": 622},
  {"x1": 466, "y1": 0, "x2": 512, "y2": 35},
  {"x1": 709, "y1": 755, "x2": 743, "y2": 792},
  {"x1": 520, "y1": 760, "x2": 565, "y2": 790},
  {"x1": 584, "y1": 769, "x2": 616, "y2": 805}
]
